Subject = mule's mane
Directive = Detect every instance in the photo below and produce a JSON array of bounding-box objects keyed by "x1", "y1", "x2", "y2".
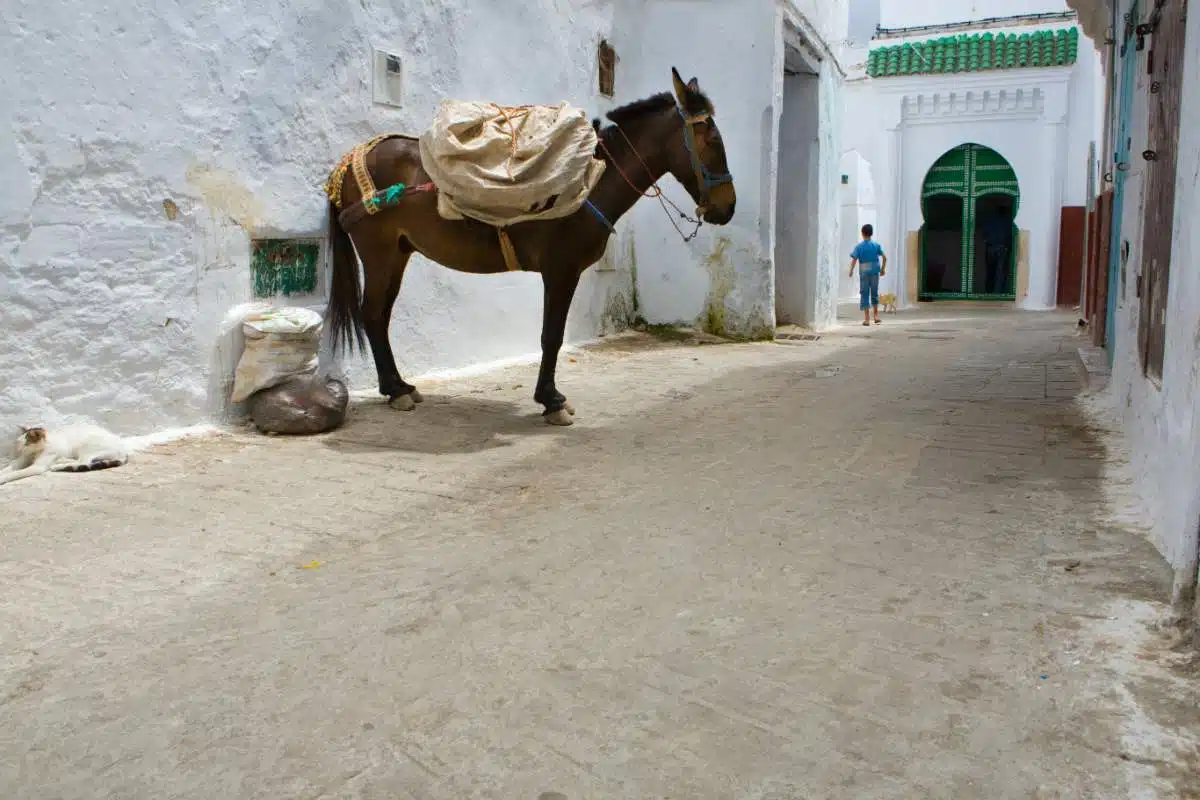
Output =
[{"x1": 592, "y1": 89, "x2": 714, "y2": 152}]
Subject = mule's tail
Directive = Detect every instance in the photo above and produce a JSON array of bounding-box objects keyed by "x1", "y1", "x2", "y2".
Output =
[{"x1": 325, "y1": 200, "x2": 367, "y2": 354}]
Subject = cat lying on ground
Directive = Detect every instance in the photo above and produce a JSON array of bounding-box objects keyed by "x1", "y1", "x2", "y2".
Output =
[{"x1": 0, "y1": 423, "x2": 129, "y2": 486}]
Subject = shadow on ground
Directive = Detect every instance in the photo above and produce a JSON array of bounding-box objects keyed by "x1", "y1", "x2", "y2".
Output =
[{"x1": 322, "y1": 393, "x2": 579, "y2": 456}]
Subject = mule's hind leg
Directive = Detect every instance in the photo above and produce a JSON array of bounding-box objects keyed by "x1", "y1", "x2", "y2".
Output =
[{"x1": 361, "y1": 243, "x2": 423, "y2": 410}]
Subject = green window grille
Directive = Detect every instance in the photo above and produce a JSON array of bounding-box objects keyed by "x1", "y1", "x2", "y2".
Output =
[{"x1": 251, "y1": 239, "x2": 322, "y2": 299}]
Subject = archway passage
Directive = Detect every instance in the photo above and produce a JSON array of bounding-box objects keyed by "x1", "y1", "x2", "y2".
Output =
[{"x1": 919, "y1": 144, "x2": 1019, "y2": 301}]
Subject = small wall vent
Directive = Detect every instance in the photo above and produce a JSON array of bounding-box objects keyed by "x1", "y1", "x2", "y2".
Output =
[{"x1": 372, "y1": 48, "x2": 404, "y2": 107}]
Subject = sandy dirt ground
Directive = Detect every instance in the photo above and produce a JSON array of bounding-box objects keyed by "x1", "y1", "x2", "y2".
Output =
[{"x1": 1, "y1": 306, "x2": 1198, "y2": 799}]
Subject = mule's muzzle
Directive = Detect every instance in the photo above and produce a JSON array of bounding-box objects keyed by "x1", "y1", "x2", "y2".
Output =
[
  {"x1": 701, "y1": 182, "x2": 736, "y2": 225},
  {"x1": 702, "y1": 200, "x2": 735, "y2": 225}
]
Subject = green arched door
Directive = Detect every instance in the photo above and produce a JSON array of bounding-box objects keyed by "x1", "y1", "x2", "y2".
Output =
[{"x1": 919, "y1": 144, "x2": 1020, "y2": 300}]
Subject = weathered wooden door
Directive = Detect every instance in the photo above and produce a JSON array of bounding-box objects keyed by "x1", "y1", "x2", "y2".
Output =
[{"x1": 1138, "y1": 0, "x2": 1187, "y2": 381}]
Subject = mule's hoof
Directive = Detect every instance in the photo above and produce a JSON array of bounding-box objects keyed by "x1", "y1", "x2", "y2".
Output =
[
  {"x1": 389, "y1": 394, "x2": 417, "y2": 411},
  {"x1": 544, "y1": 409, "x2": 574, "y2": 426},
  {"x1": 409, "y1": 389, "x2": 424, "y2": 404},
  {"x1": 564, "y1": 402, "x2": 576, "y2": 416}
]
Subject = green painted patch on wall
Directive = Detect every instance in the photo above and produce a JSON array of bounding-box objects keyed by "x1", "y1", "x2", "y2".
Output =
[{"x1": 251, "y1": 239, "x2": 320, "y2": 298}]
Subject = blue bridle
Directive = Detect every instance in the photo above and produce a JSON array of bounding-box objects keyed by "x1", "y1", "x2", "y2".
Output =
[
  {"x1": 678, "y1": 106, "x2": 733, "y2": 192},
  {"x1": 584, "y1": 103, "x2": 734, "y2": 238}
]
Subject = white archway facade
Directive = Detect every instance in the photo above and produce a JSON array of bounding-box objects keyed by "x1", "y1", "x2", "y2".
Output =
[{"x1": 870, "y1": 70, "x2": 1072, "y2": 309}]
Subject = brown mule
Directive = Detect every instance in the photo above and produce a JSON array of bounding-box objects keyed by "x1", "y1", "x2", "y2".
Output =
[{"x1": 324, "y1": 68, "x2": 737, "y2": 425}]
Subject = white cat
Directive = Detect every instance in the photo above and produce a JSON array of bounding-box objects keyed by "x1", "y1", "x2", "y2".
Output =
[{"x1": 0, "y1": 423, "x2": 129, "y2": 486}]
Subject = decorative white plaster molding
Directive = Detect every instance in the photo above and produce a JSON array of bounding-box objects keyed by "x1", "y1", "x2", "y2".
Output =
[
  {"x1": 901, "y1": 88, "x2": 1045, "y2": 124},
  {"x1": 870, "y1": 66, "x2": 1073, "y2": 96},
  {"x1": 871, "y1": 65, "x2": 1074, "y2": 127}
]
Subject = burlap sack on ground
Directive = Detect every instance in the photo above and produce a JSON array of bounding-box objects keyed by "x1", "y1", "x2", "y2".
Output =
[
  {"x1": 418, "y1": 100, "x2": 606, "y2": 227},
  {"x1": 230, "y1": 308, "x2": 323, "y2": 403},
  {"x1": 246, "y1": 374, "x2": 349, "y2": 435}
]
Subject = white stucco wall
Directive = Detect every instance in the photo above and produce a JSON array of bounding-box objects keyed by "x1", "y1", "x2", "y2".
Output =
[
  {"x1": 1105, "y1": 0, "x2": 1200, "y2": 601},
  {"x1": 838, "y1": 151, "x2": 879, "y2": 301},
  {"x1": 775, "y1": 73, "x2": 821, "y2": 324},
  {"x1": 1064, "y1": 47, "x2": 1104, "y2": 206},
  {"x1": 810, "y1": 57, "x2": 846, "y2": 328},
  {"x1": 841, "y1": 48, "x2": 892, "y2": 298},
  {"x1": 615, "y1": 0, "x2": 848, "y2": 336},
  {"x1": 1, "y1": 0, "x2": 635, "y2": 436}
]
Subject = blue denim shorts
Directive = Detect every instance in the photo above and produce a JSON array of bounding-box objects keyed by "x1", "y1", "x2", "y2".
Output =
[{"x1": 859, "y1": 272, "x2": 880, "y2": 310}]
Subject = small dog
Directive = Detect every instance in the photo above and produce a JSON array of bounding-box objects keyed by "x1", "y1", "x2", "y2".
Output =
[{"x1": 878, "y1": 293, "x2": 898, "y2": 313}]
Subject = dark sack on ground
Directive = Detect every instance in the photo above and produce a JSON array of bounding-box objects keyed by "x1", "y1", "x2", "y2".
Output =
[{"x1": 246, "y1": 374, "x2": 349, "y2": 435}]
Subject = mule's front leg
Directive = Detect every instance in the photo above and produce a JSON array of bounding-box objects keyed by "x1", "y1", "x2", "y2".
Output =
[{"x1": 534, "y1": 269, "x2": 581, "y2": 426}]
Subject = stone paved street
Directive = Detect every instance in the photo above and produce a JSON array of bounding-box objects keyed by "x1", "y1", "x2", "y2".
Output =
[{"x1": 2, "y1": 308, "x2": 1198, "y2": 798}]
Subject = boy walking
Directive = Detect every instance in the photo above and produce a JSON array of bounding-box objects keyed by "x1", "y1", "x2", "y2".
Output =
[{"x1": 849, "y1": 224, "x2": 887, "y2": 326}]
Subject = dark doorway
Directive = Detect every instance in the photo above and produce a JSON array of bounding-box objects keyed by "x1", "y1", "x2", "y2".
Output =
[
  {"x1": 918, "y1": 143, "x2": 1020, "y2": 301},
  {"x1": 972, "y1": 193, "x2": 1016, "y2": 299},
  {"x1": 920, "y1": 195, "x2": 963, "y2": 295}
]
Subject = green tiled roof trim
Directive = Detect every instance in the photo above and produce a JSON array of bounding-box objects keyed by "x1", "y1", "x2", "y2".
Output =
[{"x1": 867, "y1": 27, "x2": 1078, "y2": 77}]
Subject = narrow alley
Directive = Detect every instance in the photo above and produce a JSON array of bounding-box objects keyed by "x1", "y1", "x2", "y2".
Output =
[{"x1": 2, "y1": 309, "x2": 1197, "y2": 798}]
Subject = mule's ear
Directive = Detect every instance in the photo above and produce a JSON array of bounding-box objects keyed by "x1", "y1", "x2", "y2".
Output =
[
  {"x1": 18, "y1": 425, "x2": 30, "y2": 433},
  {"x1": 687, "y1": 76, "x2": 699, "y2": 93},
  {"x1": 671, "y1": 67, "x2": 690, "y2": 105}
]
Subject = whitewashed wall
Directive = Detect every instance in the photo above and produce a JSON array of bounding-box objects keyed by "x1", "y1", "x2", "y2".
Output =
[
  {"x1": 838, "y1": 151, "x2": 879, "y2": 302},
  {"x1": 1105, "y1": 0, "x2": 1200, "y2": 602},
  {"x1": 775, "y1": 73, "x2": 821, "y2": 324},
  {"x1": 614, "y1": 0, "x2": 849, "y2": 336},
  {"x1": 840, "y1": 48, "x2": 895, "y2": 297},
  {"x1": 0, "y1": 0, "x2": 633, "y2": 436}
]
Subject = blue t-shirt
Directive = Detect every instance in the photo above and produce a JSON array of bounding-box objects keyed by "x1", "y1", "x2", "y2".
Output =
[{"x1": 851, "y1": 240, "x2": 884, "y2": 275}]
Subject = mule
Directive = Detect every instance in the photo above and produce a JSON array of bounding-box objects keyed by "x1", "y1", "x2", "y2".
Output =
[{"x1": 324, "y1": 68, "x2": 737, "y2": 425}]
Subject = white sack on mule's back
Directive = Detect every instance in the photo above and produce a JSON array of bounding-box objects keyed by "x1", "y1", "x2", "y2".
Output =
[{"x1": 418, "y1": 100, "x2": 606, "y2": 228}]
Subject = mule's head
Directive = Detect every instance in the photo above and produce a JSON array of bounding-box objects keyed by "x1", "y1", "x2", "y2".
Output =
[{"x1": 666, "y1": 67, "x2": 736, "y2": 225}]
